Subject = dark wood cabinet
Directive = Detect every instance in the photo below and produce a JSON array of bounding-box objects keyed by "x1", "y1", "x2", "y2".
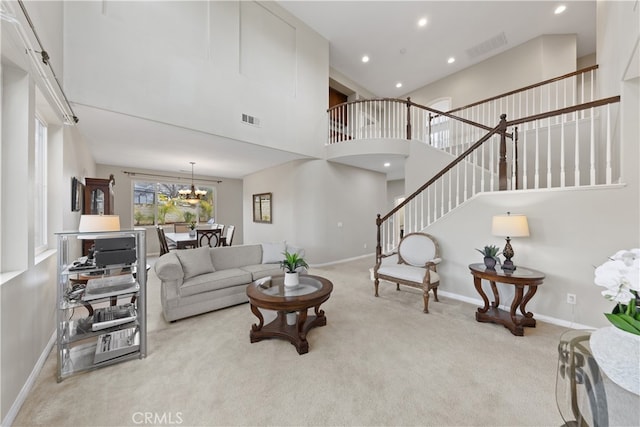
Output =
[
  {"x1": 82, "y1": 175, "x2": 115, "y2": 255},
  {"x1": 83, "y1": 176, "x2": 115, "y2": 215}
]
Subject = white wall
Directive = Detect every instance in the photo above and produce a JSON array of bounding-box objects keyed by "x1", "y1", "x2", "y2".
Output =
[
  {"x1": 424, "y1": 185, "x2": 637, "y2": 329},
  {"x1": 1, "y1": 2, "x2": 95, "y2": 423},
  {"x1": 63, "y1": 0, "x2": 329, "y2": 160},
  {"x1": 243, "y1": 159, "x2": 386, "y2": 264}
]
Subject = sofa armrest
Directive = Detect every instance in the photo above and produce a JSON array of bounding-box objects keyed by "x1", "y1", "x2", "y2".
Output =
[{"x1": 154, "y1": 253, "x2": 184, "y2": 282}]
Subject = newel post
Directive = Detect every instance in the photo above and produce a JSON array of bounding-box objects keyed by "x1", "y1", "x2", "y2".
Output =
[
  {"x1": 498, "y1": 114, "x2": 508, "y2": 191},
  {"x1": 406, "y1": 97, "x2": 412, "y2": 140}
]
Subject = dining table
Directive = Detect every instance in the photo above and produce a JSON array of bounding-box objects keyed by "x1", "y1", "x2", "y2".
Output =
[{"x1": 164, "y1": 232, "x2": 197, "y2": 249}]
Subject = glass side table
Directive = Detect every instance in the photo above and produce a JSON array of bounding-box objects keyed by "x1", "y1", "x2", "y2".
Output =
[{"x1": 556, "y1": 329, "x2": 640, "y2": 426}]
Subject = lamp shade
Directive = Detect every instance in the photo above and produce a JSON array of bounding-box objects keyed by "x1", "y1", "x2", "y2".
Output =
[
  {"x1": 78, "y1": 215, "x2": 120, "y2": 233},
  {"x1": 492, "y1": 214, "x2": 530, "y2": 237}
]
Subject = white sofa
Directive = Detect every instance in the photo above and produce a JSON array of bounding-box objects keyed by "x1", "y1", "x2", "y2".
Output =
[{"x1": 154, "y1": 242, "x2": 300, "y2": 322}]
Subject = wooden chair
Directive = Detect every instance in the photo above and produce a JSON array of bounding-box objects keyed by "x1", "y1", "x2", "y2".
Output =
[
  {"x1": 157, "y1": 226, "x2": 176, "y2": 256},
  {"x1": 373, "y1": 232, "x2": 441, "y2": 313},
  {"x1": 197, "y1": 229, "x2": 221, "y2": 247},
  {"x1": 221, "y1": 225, "x2": 235, "y2": 246}
]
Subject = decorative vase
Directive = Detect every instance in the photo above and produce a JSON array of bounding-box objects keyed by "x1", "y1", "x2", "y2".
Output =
[
  {"x1": 590, "y1": 326, "x2": 640, "y2": 396},
  {"x1": 189, "y1": 230, "x2": 196, "y2": 237},
  {"x1": 286, "y1": 312, "x2": 297, "y2": 326},
  {"x1": 284, "y1": 271, "x2": 299, "y2": 288},
  {"x1": 483, "y1": 257, "x2": 497, "y2": 269}
]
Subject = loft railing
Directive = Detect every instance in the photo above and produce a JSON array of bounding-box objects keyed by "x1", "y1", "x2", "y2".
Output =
[
  {"x1": 327, "y1": 65, "x2": 598, "y2": 149},
  {"x1": 375, "y1": 96, "x2": 621, "y2": 256}
]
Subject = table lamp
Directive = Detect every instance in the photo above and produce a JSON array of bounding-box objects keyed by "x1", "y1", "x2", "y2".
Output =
[
  {"x1": 78, "y1": 215, "x2": 120, "y2": 233},
  {"x1": 492, "y1": 212, "x2": 529, "y2": 271}
]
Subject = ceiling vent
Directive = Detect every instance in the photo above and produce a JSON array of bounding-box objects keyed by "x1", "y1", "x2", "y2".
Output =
[
  {"x1": 465, "y1": 32, "x2": 508, "y2": 60},
  {"x1": 242, "y1": 113, "x2": 260, "y2": 127}
]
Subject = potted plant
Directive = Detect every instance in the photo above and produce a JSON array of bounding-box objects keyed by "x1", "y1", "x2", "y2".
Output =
[
  {"x1": 280, "y1": 250, "x2": 309, "y2": 288},
  {"x1": 476, "y1": 245, "x2": 502, "y2": 269},
  {"x1": 188, "y1": 221, "x2": 196, "y2": 237}
]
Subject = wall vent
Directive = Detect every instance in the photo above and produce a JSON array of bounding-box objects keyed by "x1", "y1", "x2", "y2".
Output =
[
  {"x1": 242, "y1": 113, "x2": 260, "y2": 127},
  {"x1": 465, "y1": 32, "x2": 508, "y2": 59}
]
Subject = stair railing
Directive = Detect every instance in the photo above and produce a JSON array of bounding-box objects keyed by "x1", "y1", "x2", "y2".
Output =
[{"x1": 376, "y1": 95, "x2": 621, "y2": 256}]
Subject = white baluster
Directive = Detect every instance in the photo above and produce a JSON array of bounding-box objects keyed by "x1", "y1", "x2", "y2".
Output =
[
  {"x1": 522, "y1": 121, "x2": 528, "y2": 189},
  {"x1": 606, "y1": 103, "x2": 612, "y2": 184},
  {"x1": 547, "y1": 118, "x2": 552, "y2": 188},
  {"x1": 574, "y1": 111, "x2": 580, "y2": 186},
  {"x1": 590, "y1": 107, "x2": 595, "y2": 185},
  {"x1": 560, "y1": 115, "x2": 566, "y2": 188},
  {"x1": 534, "y1": 122, "x2": 540, "y2": 189}
]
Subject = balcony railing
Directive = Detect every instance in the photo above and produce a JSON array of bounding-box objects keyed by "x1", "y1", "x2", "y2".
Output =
[{"x1": 327, "y1": 65, "x2": 599, "y2": 149}]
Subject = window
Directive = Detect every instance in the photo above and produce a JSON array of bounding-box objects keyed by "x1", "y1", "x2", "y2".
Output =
[
  {"x1": 429, "y1": 98, "x2": 452, "y2": 149},
  {"x1": 34, "y1": 115, "x2": 48, "y2": 254},
  {"x1": 133, "y1": 181, "x2": 215, "y2": 226}
]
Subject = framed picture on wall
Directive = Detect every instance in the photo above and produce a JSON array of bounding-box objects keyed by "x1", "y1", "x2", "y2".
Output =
[
  {"x1": 71, "y1": 177, "x2": 83, "y2": 212},
  {"x1": 253, "y1": 193, "x2": 272, "y2": 223}
]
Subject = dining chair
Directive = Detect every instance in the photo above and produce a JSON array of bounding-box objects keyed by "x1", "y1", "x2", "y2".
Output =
[
  {"x1": 221, "y1": 225, "x2": 235, "y2": 246},
  {"x1": 157, "y1": 226, "x2": 176, "y2": 256},
  {"x1": 197, "y1": 229, "x2": 221, "y2": 248}
]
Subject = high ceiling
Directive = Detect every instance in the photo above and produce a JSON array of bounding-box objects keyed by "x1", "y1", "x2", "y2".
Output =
[
  {"x1": 278, "y1": 1, "x2": 596, "y2": 97},
  {"x1": 71, "y1": 1, "x2": 596, "y2": 180}
]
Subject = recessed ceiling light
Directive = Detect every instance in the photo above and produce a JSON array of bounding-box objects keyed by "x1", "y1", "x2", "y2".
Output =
[
  {"x1": 384, "y1": 162, "x2": 391, "y2": 168},
  {"x1": 418, "y1": 17, "x2": 427, "y2": 27},
  {"x1": 395, "y1": 82, "x2": 402, "y2": 88},
  {"x1": 554, "y1": 5, "x2": 566, "y2": 14},
  {"x1": 447, "y1": 57, "x2": 455, "y2": 64},
  {"x1": 362, "y1": 55, "x2": 370, "y2": 63}
]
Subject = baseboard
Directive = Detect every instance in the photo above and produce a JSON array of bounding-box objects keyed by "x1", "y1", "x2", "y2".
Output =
[
  {"x1": 310, "y1": 252, "x2": 375, "y2": 268},
  {"x1": 2, "y1": 330, "x2": 56, "y2": 427},
  {"x1": 437, "y1": 290, "x2": 594, "y2": 330}
]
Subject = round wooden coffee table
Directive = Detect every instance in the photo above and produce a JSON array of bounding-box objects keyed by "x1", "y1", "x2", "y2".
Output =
[{"x1": 246, "y1": 274, "x2": 333, "y2": 354}]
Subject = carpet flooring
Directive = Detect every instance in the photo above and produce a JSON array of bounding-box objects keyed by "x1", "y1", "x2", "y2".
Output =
[{"x1": 13, "y1": 256, "x2": 569, "y2": 426}]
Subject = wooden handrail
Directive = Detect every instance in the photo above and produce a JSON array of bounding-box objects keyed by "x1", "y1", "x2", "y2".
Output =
[
  {"x1": 378, "y1": 115, "x2": 507, "y2": 224},
  {"x1": 327, "y1": 97, "x2": 508, "y2": 139},
  {"x1": 444, "y1": 65, "x2": 599, "y2": 116},
  {"x1": 505, "y1": 95, "x2": 620, "y2": 127}
]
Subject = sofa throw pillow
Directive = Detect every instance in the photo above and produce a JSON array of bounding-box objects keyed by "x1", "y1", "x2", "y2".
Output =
[
  {"x1": 262, "y1": 241, "x2": 286, "y2": 264},
  {"x1": 176, "y1": 247, "x2": 215, "y2": 280}
]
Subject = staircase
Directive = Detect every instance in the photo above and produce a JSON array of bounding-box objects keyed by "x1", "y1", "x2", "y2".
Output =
[{"x1": 327, "y1": 66, "x2": 622, "y2": 255}]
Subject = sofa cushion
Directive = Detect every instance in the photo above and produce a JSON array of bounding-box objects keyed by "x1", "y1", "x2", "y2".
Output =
[
  {"x1": 261, "y1": 241, "x2": 285, "y2": 264},
  {"x1": 180, "y1": 268, "x2": 252, "y2": 297},
  {"x1": 210, "y1": 244, "x2": 262, "y2": 270},
  {"x1": 176, "y1": 247, "x2": 215, "y2": 280}
]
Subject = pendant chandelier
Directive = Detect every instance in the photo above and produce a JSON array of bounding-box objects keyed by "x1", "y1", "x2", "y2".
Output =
[{"x1": 179, "y1": 162, "x2": 207, "y2": 204}]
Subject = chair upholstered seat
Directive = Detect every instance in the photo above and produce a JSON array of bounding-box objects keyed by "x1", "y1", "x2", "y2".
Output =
[
  {"x1": 376, "y1": 264, "x2": 440, "y2": 284},
  {"x1": 373, "y1": 232, "x2": 441, "y2": 313}
]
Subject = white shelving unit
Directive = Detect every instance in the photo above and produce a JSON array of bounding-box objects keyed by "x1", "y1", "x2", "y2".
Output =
[{"x1": 55, "y1": 229, "x2": 146, "y2": 382}]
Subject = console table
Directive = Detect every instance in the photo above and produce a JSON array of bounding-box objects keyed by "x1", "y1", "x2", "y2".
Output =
[{"x1": 468, "y1": 263, "x2": 545, "y2": 336}]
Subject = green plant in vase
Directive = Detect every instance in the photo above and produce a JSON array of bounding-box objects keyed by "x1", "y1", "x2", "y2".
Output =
[{"x1": 476, "y1": 245, "x2": 502, "y2": 269}]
